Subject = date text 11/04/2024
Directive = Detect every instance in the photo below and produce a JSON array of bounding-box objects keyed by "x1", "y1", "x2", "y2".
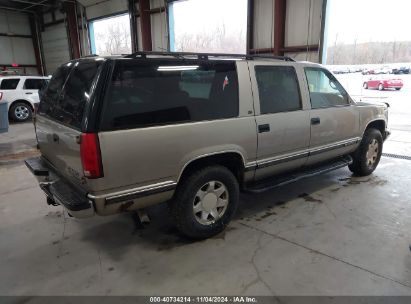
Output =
[{"x1": 149, "y1": 297, "x2": 258, "y2": 303}]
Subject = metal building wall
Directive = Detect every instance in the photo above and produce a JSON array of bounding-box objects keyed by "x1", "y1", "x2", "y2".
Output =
[
  {"x1": 284, "y1": 0, "x2": 323, "y2": 61},
  {"x1": 41, "y1": 22, "x2": 70, "y2": 75},
  {"x1": 10, "y1": 0, "x2": 326, "y2": 77},
  {"x1": 150, "y1": 0, "x2": 168, "y2": 51},
  {"x1": 250, "y1": 0, "x2": 325, "y2": 63},
  {"x1": 79, "y1": 0, "x2": 168, "y2": 53},
  {"x1": 0, "y1": 11, "x2": 37, "y2": 75},
  {"x1": 252, "y1": 0, "x2": 275, "y2": 49},
  {"x1": 84, "y1": 0, "x2": 128, "y2": 20}
]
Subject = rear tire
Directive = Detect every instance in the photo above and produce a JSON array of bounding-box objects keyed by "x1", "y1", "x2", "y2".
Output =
[
  {"x1": 9, "y1": 101, "x2": 32, "y2": 122},
  {"x1": 363, "y1": 82, "x2": 368, "y2": 89},
  {"x1": 349, "y1": 128, "x2": 383, "y2": 176},
  {"x1": 171, "y1": 165, "x2": 239, "y2": 239},
  {"x1": 395, "y1": 88, "x2": 401, "y2": 91}
]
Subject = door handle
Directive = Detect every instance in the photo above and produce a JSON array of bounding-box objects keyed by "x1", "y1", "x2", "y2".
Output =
[
  {"x1": 25, "y1": 92, "x2": 33, "y2": 95},
  {"x1": 311, "y1": 117, "x2": 321, "y2": 125},
  {"x1": 52, "y1": 133, "x2": 59, "y2": 142},
  {"x1": 258, "y1": 124, "x2": 270, "y2": 133}
]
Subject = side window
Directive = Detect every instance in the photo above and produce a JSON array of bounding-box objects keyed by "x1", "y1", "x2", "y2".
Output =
[
  {"x1": 23, "y1": 79, "x2": 46, "y2": 90},
  {"x1": 100, "y1": 60, "x2": 239, "y2": 130},
  {"x1": 180, "y1": 70, "x2": 215, "y2": 99},
  {"x1": 53, "y1": 61, "x2": 102, "y2": 129},
  {"x1": 305, "y1": 68, "x2": 349, "y2": 109},
  {"x1": 0, "y1": 79, "x2": 20, "y2": 90},
  {"x1": 38, "y1": 64, "x2": 72, "y2": 118},
  {"x1": 255, "y1": 66, "x2": 301, "y2": 114}
]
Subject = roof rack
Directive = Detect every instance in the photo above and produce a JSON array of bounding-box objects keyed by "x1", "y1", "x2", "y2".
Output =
[{"x1": 124, "y1": 51, "x2": 295, "y2": 62}]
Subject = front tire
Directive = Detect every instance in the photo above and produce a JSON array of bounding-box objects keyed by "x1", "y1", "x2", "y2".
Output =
[
  {"x1": 395, "y1": 88, "x2": 401, "y2": 91},
  {"x1": 171, "y1": 166, "x2": 239, "y2": 239},
  {"x1": 349, "y1": 128, "x2": 383, "y2": 176},
  {"x1": 9, "y1": 102, "x2": 32, "y2": 122},
  {"x1": 378, "y1": 84, "x2": 384, "y2": 91}
]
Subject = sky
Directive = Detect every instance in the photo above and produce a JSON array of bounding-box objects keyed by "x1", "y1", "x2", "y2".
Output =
[
  {"x1": 92, "y1": 14, "x2": 131, "y2": 55},
  {"x1": 171, "y1": 0, "x2": 247, "y2": 38},
  {"x1": 327, "y1": 0, "x2": 411, "y2": 46}
]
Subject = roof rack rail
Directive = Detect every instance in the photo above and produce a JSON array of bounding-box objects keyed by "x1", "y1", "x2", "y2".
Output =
[{"x1": 124, "y1": 51, "x2": 295, "y2": 62}]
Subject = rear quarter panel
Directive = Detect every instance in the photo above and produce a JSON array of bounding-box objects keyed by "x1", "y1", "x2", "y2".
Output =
[{"x1": 94, "y1": 117, "x2": 257, "y2": 192}]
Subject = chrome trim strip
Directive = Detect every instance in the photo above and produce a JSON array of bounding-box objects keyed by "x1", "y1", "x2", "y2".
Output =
[
  {"x1": 88, "y1": 181, "x2": 177, "y2": 206},
  {"x1": 258, "y1": 151, "x2": 309, "y2": 168},
  {"x1": 244, "y1": 161, "x2": 257, "y2": 171},
  {"x1": 256, "y1": 137, "x2": 361, "y2": 169},
  {"x1": 89, "y1": 138, "x2": 362, "y2": 205},
  {"x1": 309, "y1": 137, "x2": 361, "y2": 156}
]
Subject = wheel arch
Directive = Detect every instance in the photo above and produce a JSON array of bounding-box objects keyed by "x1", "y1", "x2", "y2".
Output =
[
  {"x1": 9, "y1": 99, "x2": 34, "y2": 111},
  {"x1": 365, "y1": 119, "x2": 385, "y2": 135},
  {"x1": 178, "y1": 152, "x2": 247, "y2": 185}
]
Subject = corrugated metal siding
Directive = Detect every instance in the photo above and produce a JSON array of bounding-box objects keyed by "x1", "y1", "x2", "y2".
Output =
[
  {"x1": 251, "y1": 0, "x2": 323, "y2": 63},
  {"x1": 151, "y1": 11, "x2": 168, "y2": 51},
  {"x1": 84, "y1": 0, "x2": 128, "y2": 20},
  {"x1": 285, "y1": 0, "x2": 322, "y2": 47},
  {"x1": 285, "y1": 51, "x2": 320, "y2": 62},
  {"x1": 0, "y1": 11, "x2": 36, "y2": 69},
  {"x1": 137, "y1": 16, "x2": 143, "y2": 51},
  {"x1": 42, "y1": 23, "x2": 70, "y2": 75},
  {"x1": 0, "y1": 10, "x2": 31, "y2": 35},
  {"x1": 252, "y1": 0, "x2": 275, "y2": 49},
  {"x1": 150, "y1": 0, "x2": 165, "y2": 8}
]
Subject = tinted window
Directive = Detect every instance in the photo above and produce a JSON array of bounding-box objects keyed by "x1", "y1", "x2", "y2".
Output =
[
  {"x1": 305, "y1": 68, "x2": 349, "y2": 108},
  {"x1": 100, "y1": 60, "x2": 239, "y2": 130},
  {"x1": 255, "y1": 66, "x2": 301, "y2": 114},
  {"x1": 0, "y1": 79, "x2": 20, "y2": 90},
  {"x1": 24, "y1": 79, "x2": 47, "y2": 90},
  {"x1": 52, "y1": 61, "x2": 102, "y2": 129},
  {"x1": 38, "y1": 64, "x2": 72, "y2": 118}
]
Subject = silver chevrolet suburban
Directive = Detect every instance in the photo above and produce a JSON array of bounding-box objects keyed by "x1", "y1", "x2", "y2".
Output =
[{"x1": 25, "y1": 52, "x2": 390, "y2": 239}]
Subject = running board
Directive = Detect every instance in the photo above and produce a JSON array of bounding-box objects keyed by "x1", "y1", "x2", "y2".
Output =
[{"x1": 244, "y1": 156, "x2": 353, "y2": 194}]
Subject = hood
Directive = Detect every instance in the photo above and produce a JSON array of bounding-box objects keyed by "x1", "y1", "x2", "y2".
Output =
[{"x1": 354, "y1": 98, "x2": 389, "y2": 108}]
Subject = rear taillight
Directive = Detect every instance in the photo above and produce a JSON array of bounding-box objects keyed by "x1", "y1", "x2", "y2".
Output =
[{"x1": 80, "y1": 133, "x2": 103, "y2": 179}]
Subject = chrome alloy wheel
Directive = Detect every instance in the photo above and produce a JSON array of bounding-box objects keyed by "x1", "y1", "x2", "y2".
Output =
[
  {"x1": 14, "y1": 105, "x2": 30, "y2": 120},
  {"x1": 366, "y1": 139, "x2": 379, "y2": 167},
  {"x1": 193, "y1": 181, "x2": 229, "y2": 225}
]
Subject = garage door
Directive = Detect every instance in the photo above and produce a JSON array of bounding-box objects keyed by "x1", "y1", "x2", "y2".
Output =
[{"x1": 42, "y1": 22, "x2": 71, "y2": 75}]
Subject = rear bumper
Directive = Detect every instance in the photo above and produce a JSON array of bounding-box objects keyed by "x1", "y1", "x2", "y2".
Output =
[{"x1": 25, "y1": 157, "x2": 94, "y2": 218}]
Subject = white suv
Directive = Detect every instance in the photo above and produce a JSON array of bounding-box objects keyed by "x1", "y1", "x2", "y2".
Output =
[{"x1": 0, "y1": 76, "x2": 50, "y2": 122}]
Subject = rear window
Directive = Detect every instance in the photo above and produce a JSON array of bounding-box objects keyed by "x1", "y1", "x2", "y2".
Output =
[
  {"x1": 39, "y1": 61, "x2": 101, "y2": 129},
  {"x1": 38, "y1": 64, "x2": 72, "y2": 117},
  {"x1": 0, "y1": 78, "x2": 20, "y2": 90},
  {"x1": 53, "y1": 61, "x2": 102, "y2": 129},
  {"x1": 24, "y1": 79, "x2": 47, "y2": 90},
  {"x1": 99, "y1": 60, "x2": 239, "y2": 131}
]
